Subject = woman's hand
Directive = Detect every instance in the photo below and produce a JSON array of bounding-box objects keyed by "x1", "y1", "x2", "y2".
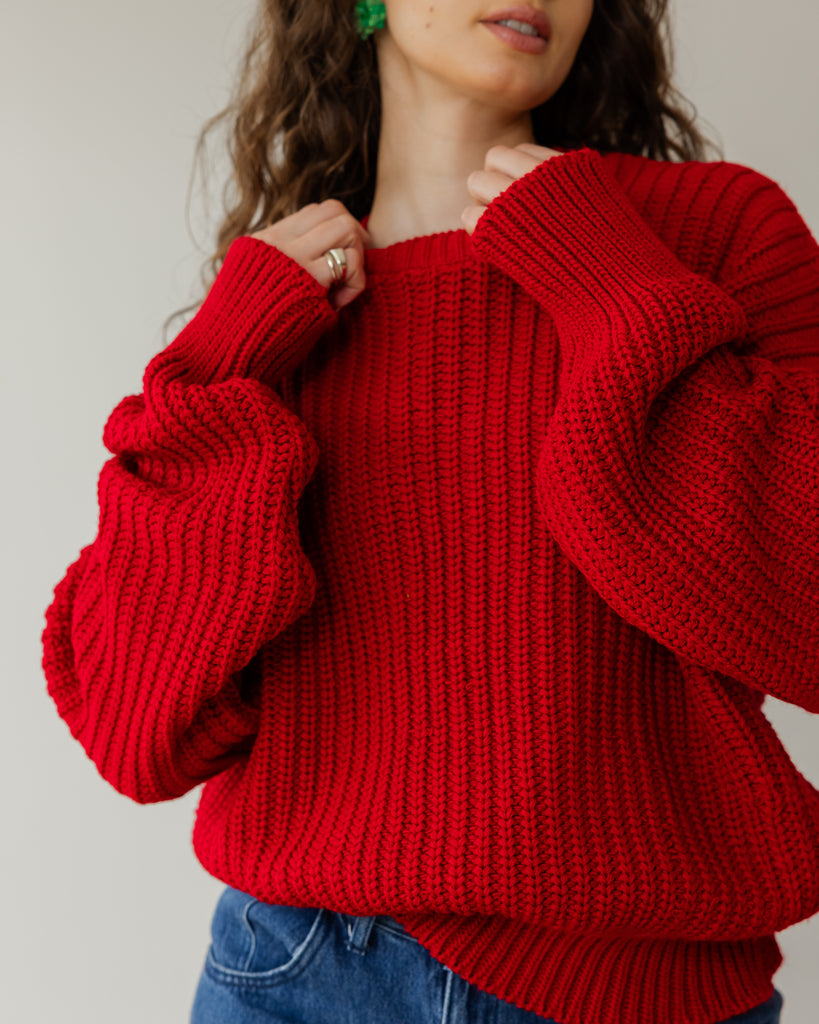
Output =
[
  {"x1": 250, "y1": 199, "x2": 372, "y2": 311},
  {"x1": 461, "y1": 143, "x2": 563, "y2": 235}
]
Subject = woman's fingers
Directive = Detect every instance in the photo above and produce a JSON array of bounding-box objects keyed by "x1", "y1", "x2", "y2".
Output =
[
  {"x1": 249, "y1": 200, "x2": 371, "y2": 307},
  {"x1": 301, "y1": 210, "x2": 369, "y2": 294}
]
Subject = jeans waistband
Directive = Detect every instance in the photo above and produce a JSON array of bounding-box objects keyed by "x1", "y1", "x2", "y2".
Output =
[{"x1": 339, "y1": 912, "x2": 418, "y2": 954}]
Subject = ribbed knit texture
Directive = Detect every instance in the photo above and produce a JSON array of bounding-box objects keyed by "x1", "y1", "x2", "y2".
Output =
[{"x1": 42, "y1": 147, "x2": 819, "y2": 1024}]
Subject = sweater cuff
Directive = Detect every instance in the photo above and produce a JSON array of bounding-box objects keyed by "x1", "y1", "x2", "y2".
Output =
[
  {"x1": 153, "y1": 235, "x2": 338, "y2": 388},
  {"x1": 470, "y1": 147, "x2": 697, "y2": 322}
]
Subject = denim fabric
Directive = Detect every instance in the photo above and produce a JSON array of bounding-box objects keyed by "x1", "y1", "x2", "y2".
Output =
[{"x1": 190, "y1": 884, "x2": 784, "y2": 1024}]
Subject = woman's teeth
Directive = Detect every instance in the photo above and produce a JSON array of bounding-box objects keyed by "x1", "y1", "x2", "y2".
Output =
[{"x1": 495, "y1": 19, "x2": 539, "y2": 37}]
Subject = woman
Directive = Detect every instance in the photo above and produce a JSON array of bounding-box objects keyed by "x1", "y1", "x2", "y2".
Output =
[{"x1": 41, "y1": 1, "x2": 818, "y2": 1022}]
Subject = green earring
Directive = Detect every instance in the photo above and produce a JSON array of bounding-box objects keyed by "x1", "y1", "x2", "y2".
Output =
[{"x1": 355, "y1": 1, "x2": 386, "y2": 40}]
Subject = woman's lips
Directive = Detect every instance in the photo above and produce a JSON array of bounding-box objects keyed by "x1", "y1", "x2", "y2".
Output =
[
  {"x1": 481, "y1": 21, "x2": 548, "y2": 54},
  {"x1": 481, "y1": 6, "x2": 552, "y2": 41}
]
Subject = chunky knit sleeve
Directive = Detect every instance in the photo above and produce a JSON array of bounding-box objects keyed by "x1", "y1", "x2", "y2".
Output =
[
  {"x1": 470, "y1": 149, "x2": 819, "y2": 712},
  {"x1": 41, "y1": 236, "x2": 338, "y2": 802}
]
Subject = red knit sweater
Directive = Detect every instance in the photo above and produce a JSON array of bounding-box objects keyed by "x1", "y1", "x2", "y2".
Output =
[{"x1": 42, "y1": 147, "x2": 819, "y2": 1024}]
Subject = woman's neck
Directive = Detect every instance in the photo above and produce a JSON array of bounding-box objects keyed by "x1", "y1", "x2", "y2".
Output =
[{"x1": 364, "y1": 75, "x2": 536, "y2": 248}]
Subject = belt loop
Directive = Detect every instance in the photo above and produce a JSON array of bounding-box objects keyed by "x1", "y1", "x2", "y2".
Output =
[{"x1": 344, "y1": 913, "x2": 378, "y2": 955}]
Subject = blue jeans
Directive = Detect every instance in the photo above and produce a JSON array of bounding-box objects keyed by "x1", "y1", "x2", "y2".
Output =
[{"x1": 190, "y1": 885, "x2": 784, "y2": 1024}]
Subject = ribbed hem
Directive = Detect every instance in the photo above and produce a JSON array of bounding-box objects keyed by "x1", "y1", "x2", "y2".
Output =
[
  {"x1": 393, "y1": 911, "x2": 782, "y2": 1024},
  {"x1": 358, "y1": 146, "x2": 599, "y2": 274},
  {"x1": 469, "y1": 146, "x2": 702, "y2": 324},
  {"x1": 150, "y1": 235, "x2": 338, "y2": 387}
]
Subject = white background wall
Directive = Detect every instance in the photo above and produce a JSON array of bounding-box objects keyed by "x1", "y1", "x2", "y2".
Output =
[{"x1": 3, "y1": 1, "x2": 817, "y2": 1021}]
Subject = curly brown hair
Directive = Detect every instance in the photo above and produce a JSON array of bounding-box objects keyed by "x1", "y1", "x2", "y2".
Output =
[{"x1": 163, "y1": 0, "x2": 722, "y2": 343}]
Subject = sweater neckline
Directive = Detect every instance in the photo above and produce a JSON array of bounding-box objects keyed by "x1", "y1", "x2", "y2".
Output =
[
  {"x1": 360, "y1": 214, "x2": 474, "y2": 273},
  {"x1": 357, "y1": 144, "x2": 583, "y2": 273}
]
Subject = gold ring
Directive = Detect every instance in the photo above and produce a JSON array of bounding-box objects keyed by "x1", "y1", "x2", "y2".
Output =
[{"x1": 325, "y1": 247, "x2": 347, "y2": 284}]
